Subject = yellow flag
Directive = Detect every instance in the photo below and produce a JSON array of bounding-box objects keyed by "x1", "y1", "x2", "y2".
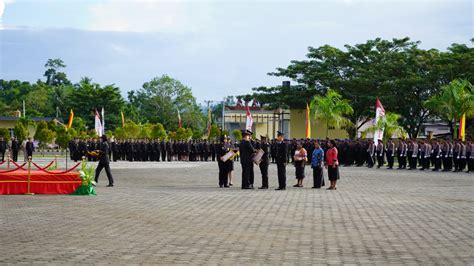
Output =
[
  {"x1": 459, "y1": 113, "x2": 466, "y2": 141},
  {"x1": 67, "y1": 109, "x2": 74, "y2": 129},
  {"x1": 305, "y1": 103, "x2": 311, "y2": 139}
]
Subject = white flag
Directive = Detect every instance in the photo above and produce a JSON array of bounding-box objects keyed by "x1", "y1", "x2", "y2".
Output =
[
  {"x1": 245, "y1": 105, "x2": 253, "y2": 131},
  {"x1": 373, "y1": 98, "x2": 385, "y2": 145},
  {"x1": 95, "y1": 110, "x2": 103, "y2": 136}
]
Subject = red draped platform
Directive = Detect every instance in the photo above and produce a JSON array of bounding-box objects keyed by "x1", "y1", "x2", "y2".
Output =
[{"x1": 0, "y1": 171, "x2": 81, "y2": 195}]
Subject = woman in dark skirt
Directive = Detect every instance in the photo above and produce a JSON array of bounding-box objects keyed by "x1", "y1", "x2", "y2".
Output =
[
  {"x1": 293, "y1": 143, "x2": 307, "y2": 187},
  {"x1": 325, "y1": 140, "x2": 340, "y2": 190},
  {"x1": 311, "y1": 141, "x2": 325, "y2": 188}
]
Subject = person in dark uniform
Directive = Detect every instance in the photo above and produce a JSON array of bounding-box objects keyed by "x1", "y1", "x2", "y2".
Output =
[
  {"x1": 385, "y1": 139, "x2": 395, "y2": 169},
  {"x1": 111, "y1": 138, "x2": 119, "y2": 162},
  {"x1": 10, "y1": 137, "x2": 19, "y2": 162},
  {"x1": 257, "y1": 135, "x2": 269, "y2": 189},
  {"x1": 239, "y1": 130, "x2": 256, "y2": 189},
  {"x1": 25, "y1": 137, "x2": 34, "y2": 160},
  {"x1": 366, "y1": 140, "x2": 375, "y2": 168},
  {"x1": 216, "y1": 136, "x2": 230, "y2": 188},
  {"x1": 376, "y1": 139, "x2": 384, "y2": 168},
  {"x1": 467, "y1": 140, "x2": 473, "y2": 173},
  {"x1": 94, "y1": 135, "x2": 114, "y2": 187},
  {"x1": 160, "y1": 139, "x2": 167, "y2": 162},
  {"x1": 0, "y1": 137, "x2": 7, "y2": 161},
  {"x1": 397, "y1": 139, "x2": 407, "y2": 169},
  {"x1": 275, "y1": 131, "x2": 287, "y2": 190},
  {"x1": 78, "y1": 139, "x2": 87, "y2": 161}
]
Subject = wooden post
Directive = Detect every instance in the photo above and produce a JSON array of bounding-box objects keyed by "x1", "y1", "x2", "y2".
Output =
[{"x1": 25, "y1": 156, "x2": 34, "y2": 195}]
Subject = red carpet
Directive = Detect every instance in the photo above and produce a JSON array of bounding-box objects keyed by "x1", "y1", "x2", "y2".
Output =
[{"x1": 0, "y1": 171, "x2": 81, "y2": 195}]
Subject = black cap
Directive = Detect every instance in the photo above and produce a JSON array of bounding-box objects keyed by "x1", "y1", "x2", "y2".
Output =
[
  {"x1": 277, "y1": 131, "x2": 284, "y2": 136},
  {"x1": 260, "y1": 135, "x2": 267, "y2": 139}
]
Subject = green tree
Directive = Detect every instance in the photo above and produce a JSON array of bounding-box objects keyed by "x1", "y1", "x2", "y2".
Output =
[
  {"x1": 310, "y1": 89, "x2": 353, "y2": 138},
  {"x1": 34, "y1": 121, "x2": 56, "y2": 152},
  {"x1": 66, "y1": 77, "x2": 125, "y2": 130},
  {"x1": 175, "y1": 127, "x2": 187, "y2": 140},
  {"x1": 185, "y1": 128, "x2": 193, "y2": 140},
  {"x1": 55, "y1": 126, "x2": 71, "y2": 150},
  {"x1": 139, "y1": 123, "x2": 153, "y2": 139},
  {"x1": 122, "y1": 121, "x2": 140, "y2": 139},
  {"x1": 208, "y1": 124, "x2": 221, "y2": 140},
  {"x1": 425, "y1": 79, "x2": 474, "y2": 138},
  {"x1": 0, "y1": 128, "x2": 10, "y2": 141},
  {"x1": 232, "y1": 129, "x2": 242, "y2": 141},
  {"x1": 72, "y1": 117, "x2": 87, "y2": 132},
  {"x1": 151, "y1": 123, "x2": 167, "y2": 140},
  {"x1": 44, "y1": 58, "x2": 71, "y2": 86},
  {"x1": 129, "y1": 75, "x2": 205, "y2": 132},
  {"x1": 14, "y1": 121, "x2": 29, "y2": 142},
  {"x1": 365, "y1": 112, "x2": 406, "y2": 141}
]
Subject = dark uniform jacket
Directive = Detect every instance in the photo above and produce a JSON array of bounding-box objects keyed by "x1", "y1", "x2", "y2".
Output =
[
  {"x1": 239, "y1": 139, "x2": 255, "y2": 164},
  {"x1": 275, "y1": 141, "x2": 287, "y2": 164}
]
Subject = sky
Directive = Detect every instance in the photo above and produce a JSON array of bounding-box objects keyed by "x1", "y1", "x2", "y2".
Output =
[{"x1": 0, "y1": 0, "x2": 472, "y2": 104}]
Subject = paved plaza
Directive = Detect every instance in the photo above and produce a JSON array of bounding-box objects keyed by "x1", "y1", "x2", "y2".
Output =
[{"x1": 0, "y1": 160, "x2": 473, "y2": 264}]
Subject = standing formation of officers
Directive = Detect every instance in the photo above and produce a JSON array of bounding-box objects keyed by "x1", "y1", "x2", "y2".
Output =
[{"x1": 68, "y1": 138, "x2": 220, "y2": 163}]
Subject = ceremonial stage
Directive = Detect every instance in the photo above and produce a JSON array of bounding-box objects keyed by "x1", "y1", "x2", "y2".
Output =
[{"x1": 0, "y1": 160, "x2": 81, "y2": 195}]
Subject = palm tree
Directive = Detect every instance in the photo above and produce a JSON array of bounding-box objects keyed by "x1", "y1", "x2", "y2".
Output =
[
  {"x1": 365, "y1": 112, "x2": 406, "y2": 141},
  {"x1": 425, "y1": 79, "x2": 474, "y2": 138},
  {"x1": 310, "y1": 89, "x2": 354, "y2": 138}
]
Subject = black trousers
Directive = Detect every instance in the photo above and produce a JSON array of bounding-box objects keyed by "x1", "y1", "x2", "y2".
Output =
[
  {"x1": 468, "y1": 157, "x2": 473, "y2": 172},
  {"x1": 218, "y1": 161, "x2": 228, "y2": 187},
  {"x1": 249, "y1": 164, "x2": 254, "y2": 186},
  {"x1": 95, "y1": 161, "x2": 114, "y2": 185},
  {"x1": 453, "y1": 153, "x2": 459, "y2": 170},
  {"x1": 367, "y1": 154, "x2": 374, "y2": 167},
  {"x1": 12, "y1": 150, "x2": 18, "y2": 162},
  {"x1": 458, "y1": 158, "x2": 466, "y2": 171},
  {"x1": 259, "y1": 162, "x2": 269, "y2": 188},
  {"x1": 277, "y1": 163, "x2": 286, "y2": 189},
  {"x1": 443, "y1": 156, "x2": 452, "y2": 171},
  {"x1": 387, "y1": 153, "x2": 394, "y2": 168},
  {"x1": 434, "y1": 157, "x2": 442, "y2": 170},
  {"x1": 312, "y1": 166, "x2": 324, "y2": 188},
  {"x1": 0, "y1": 150, "x2": 5, "y2": 161},
  {"x1": 376, "y1": 154, "x2": 384, "y2": 168},
  {"x1": 241, "y1": 162, "x2": 252, "y2": 188}
]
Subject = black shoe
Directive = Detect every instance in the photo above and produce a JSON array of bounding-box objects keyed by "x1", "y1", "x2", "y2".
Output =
[
  {"x1": 224, "y1": 185, "x2": 230, "y2": 188},
  {"x1": 275, "y1": 187, "x2": 286, "y2": 190},
  {"x1": 293, "y1": 184, "x2": 299, "y2": 187},
  {"x1": 229, "y1": 183, "x2": 233, "y2": 186},
  {"x1": 312, "y1": 187, "x2": 320, "y2": 189},
  {"x1": 106, "y1": 184, "x2": 114, "y2": 187},
  {"x1": 326, "y1": 187, "x2": 334, "y2": 190},
  {"x1": 258, "y1": 187, "x2": 268, "y2": 189}
]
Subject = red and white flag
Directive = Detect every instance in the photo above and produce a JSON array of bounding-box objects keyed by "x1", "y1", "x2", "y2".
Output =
[
  {"x1": 245, "y1": 105, "x2": 253, "y2": 131},
  {"x1": 95, "y1": 109, "x2": 103, "y2": 136},
  {"x1": 373, "y1": 98, "x2": 385, "y2": 145}
]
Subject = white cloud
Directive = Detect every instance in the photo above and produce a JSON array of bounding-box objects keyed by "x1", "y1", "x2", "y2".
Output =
[{"x1": 87, "y1": 0, "x2": 214, "y2": 33}]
